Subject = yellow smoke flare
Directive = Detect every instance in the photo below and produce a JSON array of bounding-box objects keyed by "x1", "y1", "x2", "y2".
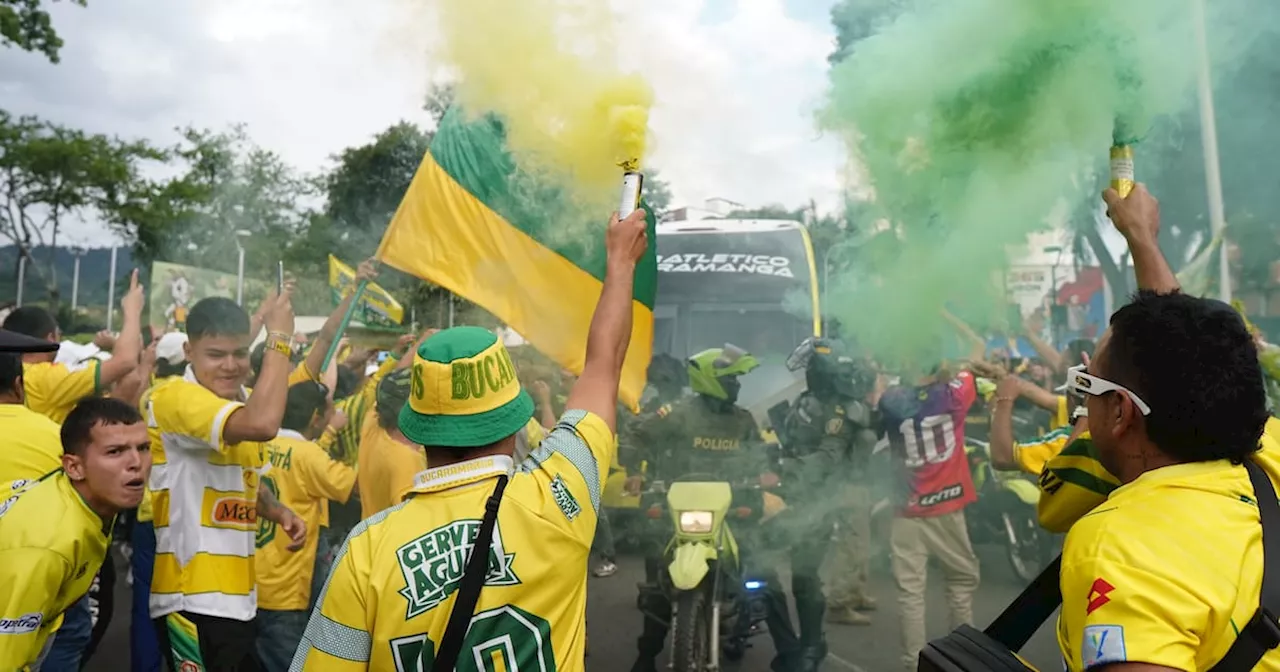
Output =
[{"x1": 429, "y1": 0, "x2": 653, "y2": 200}]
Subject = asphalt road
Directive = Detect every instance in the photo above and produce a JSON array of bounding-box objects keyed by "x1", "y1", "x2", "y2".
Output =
[{"x1": 85, "y1": 539, "x2": 1061, "y2": 672}]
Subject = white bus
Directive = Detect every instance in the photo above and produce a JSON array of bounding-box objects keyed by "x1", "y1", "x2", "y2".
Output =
[{"x1": 654, "y1": 219, "x2": 823, "y2": 421}]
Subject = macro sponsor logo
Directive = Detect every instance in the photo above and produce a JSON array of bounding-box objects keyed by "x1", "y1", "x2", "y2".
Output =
[
  {"x1": 212, "y1": 497, "x2": 257, "y2": 527},
  {"x1": 396, "y1": 520, "x2": 519, "y2": 619},
  {"x1": 0, "y1": 612, "x2": 42, "y2": 634}
]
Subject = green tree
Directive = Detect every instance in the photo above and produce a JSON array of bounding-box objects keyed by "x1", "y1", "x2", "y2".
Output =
[
  {"x1": 0, "y1": 110, "x2": 162, "y2": 306},
  {"x1": 643, "y1": 170, "x2": 673, "y2": 216},
  {"x1": 105, "y1": 125, "x2": 328, "y2": 312},
  {"x1": 322, "y1": 121, "x2": 432, "y2": 253},
  {"x1": 0, "y1": 0, "x2": 85, "y2": 63}
]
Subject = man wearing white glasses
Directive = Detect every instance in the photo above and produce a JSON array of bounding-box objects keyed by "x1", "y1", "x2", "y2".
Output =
[{"x1": 1054, "y1": 183, "x2": 1280, "y2": 672}]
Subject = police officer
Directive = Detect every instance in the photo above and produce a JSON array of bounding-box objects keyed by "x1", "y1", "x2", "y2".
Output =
[
  {"x1": 778, "y1": 338, "x2": 881, "y2": 667},
  {"x1": 623, "y1": 345, "x2": 800, "y2": 672}
]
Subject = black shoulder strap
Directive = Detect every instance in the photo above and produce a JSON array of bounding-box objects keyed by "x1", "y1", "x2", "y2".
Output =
[
  {"x1": 1210, "y1": 460, "x2": 1280, "y2": 671},
  {"x1": 432, "y1": 475, "x2": 510, "y2": 671},
  {"x1": 983, "y1": 553, "x2": 1063, "y2": 651}
]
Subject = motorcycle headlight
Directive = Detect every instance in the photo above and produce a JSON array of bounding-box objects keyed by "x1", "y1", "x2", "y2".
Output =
[{"x1": 678, "y1": 510, "x2": 715, "y2": 534}]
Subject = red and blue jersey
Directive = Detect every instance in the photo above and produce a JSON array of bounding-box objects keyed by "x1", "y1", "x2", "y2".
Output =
[{"x1": 879, "y1": 371, "x2": 978, "y2": 517}]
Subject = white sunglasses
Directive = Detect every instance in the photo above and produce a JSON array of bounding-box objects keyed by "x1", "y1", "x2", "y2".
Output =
[{"x1": 1065, "y1": 365, "x2": 1152, "y2": 416}]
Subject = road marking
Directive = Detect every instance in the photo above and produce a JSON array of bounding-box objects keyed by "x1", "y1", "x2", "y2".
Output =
[{"x1": 827, "y1": 652, "x2": 870, "y2": 672}]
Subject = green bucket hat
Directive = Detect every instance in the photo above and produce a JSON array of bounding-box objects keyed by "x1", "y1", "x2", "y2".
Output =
[{"x1": 398, "y1": 326, "x2": 534, "y2": 448}]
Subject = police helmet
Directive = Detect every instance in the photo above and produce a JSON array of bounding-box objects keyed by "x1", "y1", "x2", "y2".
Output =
[
  {"x1": 788, "y1": 337, "x2": 873, "y2": 400},
  {"x1": 687, "y1": 345, "x2": 759, "y2": 401}
]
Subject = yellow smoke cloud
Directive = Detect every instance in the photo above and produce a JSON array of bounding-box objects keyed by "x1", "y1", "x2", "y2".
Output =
[{"x1": 427, "y1": 0, "x2": 652, "y2": 201}]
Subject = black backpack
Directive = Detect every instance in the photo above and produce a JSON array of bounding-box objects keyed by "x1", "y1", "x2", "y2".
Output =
[{"x1": 920, "y1": 459, "x2": 1280, "y2": 672}]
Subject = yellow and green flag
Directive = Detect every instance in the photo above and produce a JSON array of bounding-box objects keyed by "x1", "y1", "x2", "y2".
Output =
[
  {"x1": 376, "y1": 108, "x2": 658, "y2": 409},
  {"x1": 328, "y1": 255, "x2": 404, "y2": 329}
]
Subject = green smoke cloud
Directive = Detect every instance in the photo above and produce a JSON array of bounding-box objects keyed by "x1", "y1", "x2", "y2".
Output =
[{"x1": 819, "y1": 0, "x2": 1275, "y2": 363}]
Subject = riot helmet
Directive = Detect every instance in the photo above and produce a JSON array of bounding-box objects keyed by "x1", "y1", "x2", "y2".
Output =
[
  {"x1": 787, "y1": 337, "x2": 873, "y2": 401},
  {"x1": 688, "y1": 344, "x2": 759, "y2": 404}
]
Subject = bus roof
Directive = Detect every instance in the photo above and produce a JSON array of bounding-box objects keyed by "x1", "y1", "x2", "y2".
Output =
[{"x1": 656, "y1": 219, "x2": 807, "y2": 235}]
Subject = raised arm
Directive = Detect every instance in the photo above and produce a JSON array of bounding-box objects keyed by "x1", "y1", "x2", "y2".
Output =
[
  {"x1": 1103, "y1": 185, "x2": 1179, "y2": 295},
  {"x1": 564, "y1": 209, "x2": 649, "y2": 432},
  {"x1": 97, "y1": 270, "x2": 145, "y2": 386},
  {"x1": 224, "y1": 290, "x2": 295, "y2": 444},
  {"x1": 303, "y1": 259, "x2": 379, "y2": 382}
]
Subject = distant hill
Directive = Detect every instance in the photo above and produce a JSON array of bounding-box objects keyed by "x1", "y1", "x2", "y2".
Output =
[{"x1": 0, "y1": 245, "x2": 139, "y2": 309}]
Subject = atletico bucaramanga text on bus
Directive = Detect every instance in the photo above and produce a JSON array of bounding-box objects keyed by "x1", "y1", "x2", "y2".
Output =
[{"x1": 656, "y1": 253, "x2": 796, "y2": 278}]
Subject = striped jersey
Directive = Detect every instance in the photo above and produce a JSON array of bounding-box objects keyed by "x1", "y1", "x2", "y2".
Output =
[{"x1": 144, "y1": 370, "x2": 267, "y2": 621}]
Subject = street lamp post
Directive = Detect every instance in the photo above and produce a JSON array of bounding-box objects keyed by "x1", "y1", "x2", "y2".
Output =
[
  {"x1": 70, "y1": 247, "x2": 86, "y2": 311},
  {"x1": 1044, "y1": 245, "x2": 1065, "y2": 346},
  {"x1": 234, "y1": 230, "x2": 252, "y2": 306},
  {"x1": 106, "y1": 247, "x2": 118, "y2": 332},
  {"x1": 1190, "y1": 0, "x2": 1231, "y2": 302},
  {"x1": 16, "y1": 255, "x2": 26, "y2": 307}
]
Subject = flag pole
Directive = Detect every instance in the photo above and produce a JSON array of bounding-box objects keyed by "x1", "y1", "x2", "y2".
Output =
[{"x1": 319, "y1": 280, "x2": 368, "y2": 373}]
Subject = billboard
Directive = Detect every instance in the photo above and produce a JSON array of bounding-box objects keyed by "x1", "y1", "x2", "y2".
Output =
[
  {"x1": 1002, "y1": 264, "x2": 1111, "y2": 354},
  {"x1": 149, "y1": 261, "x2": 266, "y2": 332}
]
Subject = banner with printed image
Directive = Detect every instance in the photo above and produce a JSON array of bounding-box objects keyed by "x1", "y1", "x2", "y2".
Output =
[
  {"x1": 149, "y1": 261, "x2": 265, "y2": 333},
  {"x1": 327, "y1": 255, "x2": 404, "y2": 329}
]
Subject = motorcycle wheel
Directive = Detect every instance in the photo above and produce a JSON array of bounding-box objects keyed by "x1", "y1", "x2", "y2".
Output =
[
  {"x1": 672, "y1": 588, "x2": 710, "y2": 672},
  {"x1": 1002, "y1": 512, "x2": 1041, "y2": 584}
]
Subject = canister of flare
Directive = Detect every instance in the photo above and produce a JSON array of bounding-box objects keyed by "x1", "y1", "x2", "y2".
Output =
[
  {"x1": 1110, "y1": 144, "x2": 1135, "y2": 198},
  {"x1": 618, "y1": 159, "x2": 643, "y2": 218},
  {"x1": 1110, "y1": 122, "x2": 1137, "y2": 199}
]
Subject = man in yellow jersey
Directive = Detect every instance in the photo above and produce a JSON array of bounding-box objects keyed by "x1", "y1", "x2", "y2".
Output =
[
  {"x1": 1055, "y1": 183, "x2": 1280, "y2": 671},
  {"x1": 3, "y1": 270, "x2": 146, "y2": 424},
  {"x1": 989, "y1": 374, "x2": 1088, "y2": 476},
  {"x1": 132, "y1": 339, "x2": 189, "y2": 672},
  {"x1": 0, "y1": 352, "x2": 64, "y2": 482},
  {"x1": 256, "y1": 382, "x2": 357, "y2": 671},
  {"x1": 0, "y1": 397, "x2": 151, "y2": 670},
  {"x1": 291, "y1": 207, "x2": 648, "y2": 672},
  {"x1": 356, "y1": 369, "x2": 427, "y2": 519},
  {"x1": 147, "y1": 294, "x2": 307, "y2": 672}
]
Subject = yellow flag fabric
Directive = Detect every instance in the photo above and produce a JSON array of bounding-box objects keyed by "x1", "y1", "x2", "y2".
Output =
[
  {"x1": 375, "y1": 109, "x2": 657, "y2": 410},
  {"x1": 327, "y1": 255, "x2": 404, "y2": 327}
]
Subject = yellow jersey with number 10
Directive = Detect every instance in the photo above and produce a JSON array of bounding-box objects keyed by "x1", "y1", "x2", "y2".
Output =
[{"x1": 290, "y1": 409, "x2": 614, "y2": 672}]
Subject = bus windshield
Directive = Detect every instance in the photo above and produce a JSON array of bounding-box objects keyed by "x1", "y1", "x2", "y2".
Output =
[{"x1": 653, "y1": 220, "x2": 820, "y2": 415}]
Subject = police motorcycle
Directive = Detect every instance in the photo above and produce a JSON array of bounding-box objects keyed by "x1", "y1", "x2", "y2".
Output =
[
  {"x1": 639, "y1": 474, "x2": 783, "y2": 672},
  {"x1": 963, "y1": 436, "x2": 1051, "y2": 583}
]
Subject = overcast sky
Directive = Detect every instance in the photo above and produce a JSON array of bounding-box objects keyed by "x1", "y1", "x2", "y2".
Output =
[{"x1": 0, "y1": 0, "x2": 847, "y2": 248}]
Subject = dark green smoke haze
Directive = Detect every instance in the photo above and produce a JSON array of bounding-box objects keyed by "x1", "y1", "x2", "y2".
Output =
[{"x1": 820, "y1": 0, "x2": 1279, "y2": 363}]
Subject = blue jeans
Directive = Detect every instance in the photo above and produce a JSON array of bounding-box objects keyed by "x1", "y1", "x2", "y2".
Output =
[
  {"x1": 255, "y1": 609, "x2": 309, "y2": 672},
  {"x1": 131, "y1": 521, "x2": 162, "y2": 672},
  {"x1": 43, "y1": 594, "x2": 92, "y2": 671}
]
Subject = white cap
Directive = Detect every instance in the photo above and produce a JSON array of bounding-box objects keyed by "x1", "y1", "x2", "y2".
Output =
[{"x1": 156, "y1": 332, "x2": 189, "y2": 366}]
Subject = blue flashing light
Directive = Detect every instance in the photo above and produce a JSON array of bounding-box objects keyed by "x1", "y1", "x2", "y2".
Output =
[{"x1": 744, "y1": 580, "x2": 764, "y2": 591}]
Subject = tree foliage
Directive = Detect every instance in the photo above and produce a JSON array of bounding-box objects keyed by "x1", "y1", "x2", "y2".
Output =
[
  {"x1": 0, "y1": 110, "x2": 161, "y2": 306},
  {"x1": 0, "y1": 0, "x2": 84, "y2": 63}
]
